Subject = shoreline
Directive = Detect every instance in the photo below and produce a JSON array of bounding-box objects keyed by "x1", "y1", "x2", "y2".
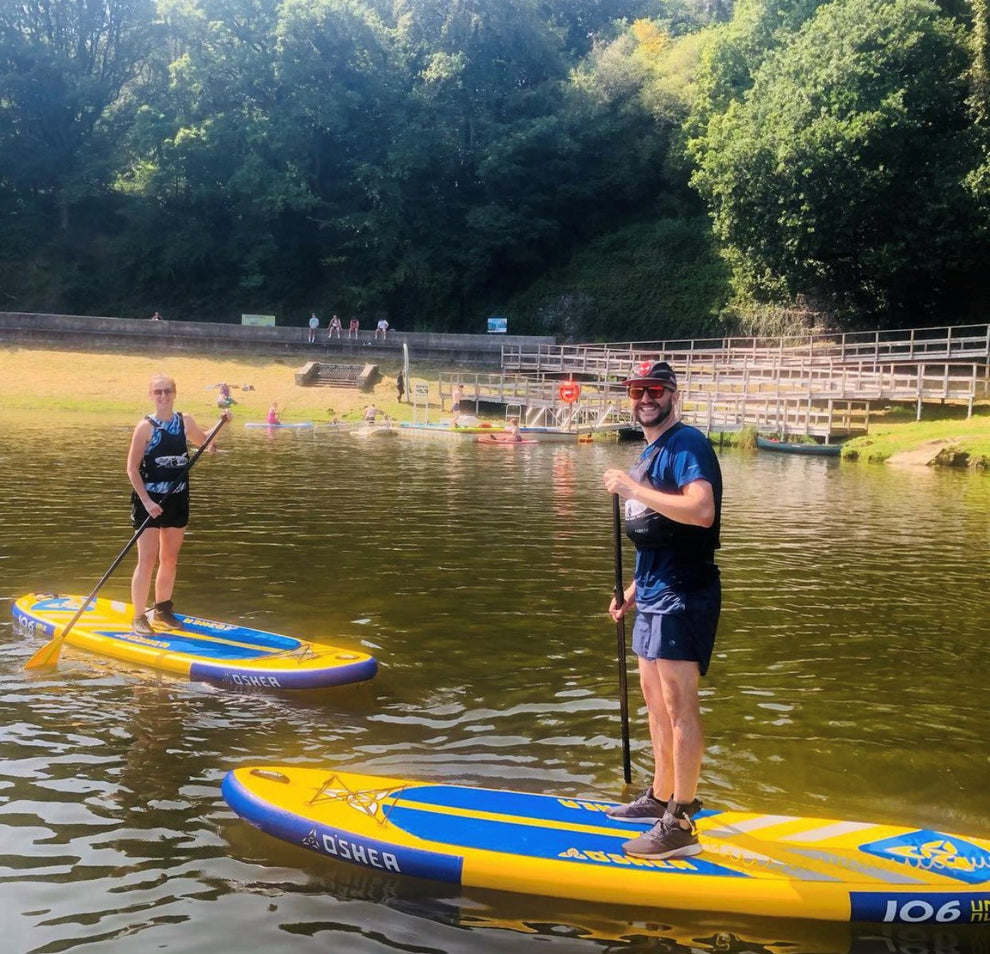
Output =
[{"x1": 1, "y1": 344, "x2": 987, "y2": 466}]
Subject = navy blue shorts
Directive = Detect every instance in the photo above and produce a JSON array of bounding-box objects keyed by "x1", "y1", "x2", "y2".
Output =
[
  {"x1": 631, "y1": 579, "x2": 721, "y2": 676},
  {"x1": 131, "y1": 490, "x2": 189, "y2": 530}
]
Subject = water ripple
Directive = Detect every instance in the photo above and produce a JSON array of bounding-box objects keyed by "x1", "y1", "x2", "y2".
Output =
[{"x1": 1, "y1": 423, "x2": 988, "y2": 953}]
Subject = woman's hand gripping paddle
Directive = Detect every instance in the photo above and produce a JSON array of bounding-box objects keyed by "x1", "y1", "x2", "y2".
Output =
[
  {"x1": 612, "y1": 494, "x2": 633, "y2": 785},
  {"x1": 24, "y1": 415, "x2": 229, "y2": 671}
]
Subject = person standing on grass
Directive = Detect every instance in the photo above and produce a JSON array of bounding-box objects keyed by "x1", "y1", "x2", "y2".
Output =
[
  {"x1": 127, "y1": 374, "x2": 231, "y2": 635},
  {"x1": 602, "y1": 360, "x2": 723, "y2": 861}
]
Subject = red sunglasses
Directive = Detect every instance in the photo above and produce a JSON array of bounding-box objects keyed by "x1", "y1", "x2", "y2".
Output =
[{"x1": 627, "y1": 385, "x2": 670, "y2": 400}]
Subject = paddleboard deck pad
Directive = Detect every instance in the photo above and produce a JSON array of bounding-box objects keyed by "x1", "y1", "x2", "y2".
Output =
[
  {"x1": 14, "y1": 594, "x2": 377, "y2": 690},
  {"x1": 222, "y1": 766, "x2": 990, "y2": 924}
]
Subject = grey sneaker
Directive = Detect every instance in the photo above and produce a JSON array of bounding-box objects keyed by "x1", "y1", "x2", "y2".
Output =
[
  {"x1": 132, "y1": 614, "x2": 154, "y2": 636},
  {"x1": 605, "y1": 787, "x2": 669, "y2": 822},
  {"x1": 622, "y1": 799, "x2": 703, "y2": 860},
  {"x1": 151, "y1": 600, "x2": 182, "y2": 630}
]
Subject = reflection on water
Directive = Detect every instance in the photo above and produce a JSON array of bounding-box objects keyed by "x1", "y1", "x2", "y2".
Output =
[{"x1": 1, "y1": 417, "x2": 988, "y2": 953}]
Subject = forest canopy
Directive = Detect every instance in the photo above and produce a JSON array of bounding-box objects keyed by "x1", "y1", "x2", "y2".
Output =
[{"x1": 1, "y1": 0, "x2": 988, "y2": 339}]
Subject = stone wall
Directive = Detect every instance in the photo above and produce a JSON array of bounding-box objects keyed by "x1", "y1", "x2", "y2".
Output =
[{"x1": 0, "y1": 312, "x2": 555, "y2": 368}]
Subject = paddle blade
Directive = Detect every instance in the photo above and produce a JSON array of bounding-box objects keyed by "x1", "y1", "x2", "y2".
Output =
[{"x1": 24, "y1": 634, "x2": 64, "y2": 670}]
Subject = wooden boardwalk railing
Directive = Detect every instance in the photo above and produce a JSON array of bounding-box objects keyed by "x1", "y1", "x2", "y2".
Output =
[
  {"x1": 436, "y1": 372, "x2": 871, "y2": 439},
  {"x1": 498, "y1": 323, "x2": 990, "y2": 428},
  {"x1": 503, "y1": 323, "x2": 990, "y2": 372}
]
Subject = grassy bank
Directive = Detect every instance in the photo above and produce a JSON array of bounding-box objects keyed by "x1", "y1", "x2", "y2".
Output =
[
  {"x1": 2, "y1": 344, "x2": 987, "y2": 468},
  {"x1": 716, "y1": 407, "x2": 990, "y2": 468},
  {"x1": 0, "y1": 344, "x2": 422, "y2": 425},
  {"x1": 840, "y1": 403, "x2": 990, "y2": 468}
]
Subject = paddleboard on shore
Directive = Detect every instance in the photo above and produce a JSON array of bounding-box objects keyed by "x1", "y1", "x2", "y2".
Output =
[
  {"x1": 13, "y1": 594, "x2": 377, "y2": 691},
  {"x1": 222, "y1": 765, "x2": 990, "y2": 925}
]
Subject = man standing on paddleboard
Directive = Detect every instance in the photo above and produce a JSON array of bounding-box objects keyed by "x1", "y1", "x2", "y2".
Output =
[
  {"x1": 602, "y1": 360, "x2": 722, "y2": 860},
  {"x1": 127, "y1": 373, "x2": 231, "y2": 635}
]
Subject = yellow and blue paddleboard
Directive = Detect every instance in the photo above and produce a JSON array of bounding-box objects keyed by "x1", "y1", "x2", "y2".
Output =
[
  {"x1": 222, "y1": 766, "x2": 990, "y2": 925},
  {"x1": 13, "y1": 593, "x2": 377, "y2": 690}
]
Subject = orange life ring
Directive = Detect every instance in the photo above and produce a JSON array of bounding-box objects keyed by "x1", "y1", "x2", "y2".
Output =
[{"x1": 558, "y1": 381, "x2": 581, "y2": 404}]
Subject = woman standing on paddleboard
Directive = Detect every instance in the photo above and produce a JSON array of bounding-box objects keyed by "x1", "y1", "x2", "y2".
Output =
[{"x1": 127, "y1": 374, "x2": 230, "y2": 635}]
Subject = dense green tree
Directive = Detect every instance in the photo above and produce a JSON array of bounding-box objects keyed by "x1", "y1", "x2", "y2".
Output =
[
  {"x1": 7, "y1": 0, "x2": 986, "y2": 335},
  {"x1": 689, "y1": 0, "x2": 988, "y2": 325},
  {"x1": 0, "y1": 0, "x2": 156, "y2": 311},
  {"x1": 0, "y1": 0, "x2": 155, "y2": 229},
  {"x1": 505, "y1": 214, "x2": 729, "y2": 340},
  {"x1": 380, "y1": 0, "x2": 576, "y2": 325}
]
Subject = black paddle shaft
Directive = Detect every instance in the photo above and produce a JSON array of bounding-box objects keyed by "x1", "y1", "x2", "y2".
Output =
[{"x1": 612, "y1": 493, "x2": 633, "y2": 785}]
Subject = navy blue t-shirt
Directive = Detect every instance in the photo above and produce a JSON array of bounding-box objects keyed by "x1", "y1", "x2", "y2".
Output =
[{"x1": 626, "y1": 423, "x2": 722, "y2": 605}]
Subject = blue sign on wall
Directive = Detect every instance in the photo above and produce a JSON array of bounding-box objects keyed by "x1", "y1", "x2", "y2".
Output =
[{"x1": 487, "y1": 316, "x2": 507, "y2": 334}]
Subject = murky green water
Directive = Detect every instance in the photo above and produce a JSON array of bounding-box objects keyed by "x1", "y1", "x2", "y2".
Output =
[{"x1": 1, "y1": 416, "x2": 988, "y2": 953}]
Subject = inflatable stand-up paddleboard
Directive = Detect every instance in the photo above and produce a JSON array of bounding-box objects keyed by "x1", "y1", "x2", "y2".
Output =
[
  {"x1": 14, "y1": 594, "x2": 376, "y2": 691},
  {"x1": 351, "y1": 424, "x2": 397, "y2": 438},
  {"x1": 399, "y1": 422, "x2": 504, "y2": 435},
  {"x1": 222, "y1": 766, "x2": 990, "y2": 925},
  {"x1": 245, "y1": 421, "x2": 313, "y2": 429},
  {"x1": 476, "y1": 434, "x2": 537, "y2": 445}
]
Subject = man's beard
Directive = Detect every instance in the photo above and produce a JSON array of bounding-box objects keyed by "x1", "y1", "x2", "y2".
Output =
[{"x1": 635, "y1": 400, "x2": 673, "y2": 429}]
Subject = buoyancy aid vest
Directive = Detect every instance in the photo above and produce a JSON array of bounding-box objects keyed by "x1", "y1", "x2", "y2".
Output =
[
  {"x1": 140, "y1": 413, "x2": 189, "y2": 494},
  {"x1": 624, "y1": 424, "x2": 721, "y2": 559}
]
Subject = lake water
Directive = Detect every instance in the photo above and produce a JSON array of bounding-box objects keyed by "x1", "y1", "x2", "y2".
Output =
[{"x1": 1, "y1": 416, "x2": 988, "y2": 954}]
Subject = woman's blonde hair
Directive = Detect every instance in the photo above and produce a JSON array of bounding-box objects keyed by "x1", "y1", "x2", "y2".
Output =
[{"x1": 149, "y1": 373, "x2": 177, "y2": 392}]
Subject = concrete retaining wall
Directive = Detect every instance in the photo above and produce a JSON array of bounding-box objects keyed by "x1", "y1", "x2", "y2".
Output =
[{"x1": 0, "y1": 312, "x2": 555, "y2": 368}]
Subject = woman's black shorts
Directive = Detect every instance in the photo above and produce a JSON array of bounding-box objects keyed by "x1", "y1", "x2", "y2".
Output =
[{"x1": 131, "y1": 489, "x2": 190, "y2": 529}]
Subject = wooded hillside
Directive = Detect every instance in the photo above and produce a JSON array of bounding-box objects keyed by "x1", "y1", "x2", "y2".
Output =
[{"x1": 1, "y1": 0, "x2": 987, "y2": 338}]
